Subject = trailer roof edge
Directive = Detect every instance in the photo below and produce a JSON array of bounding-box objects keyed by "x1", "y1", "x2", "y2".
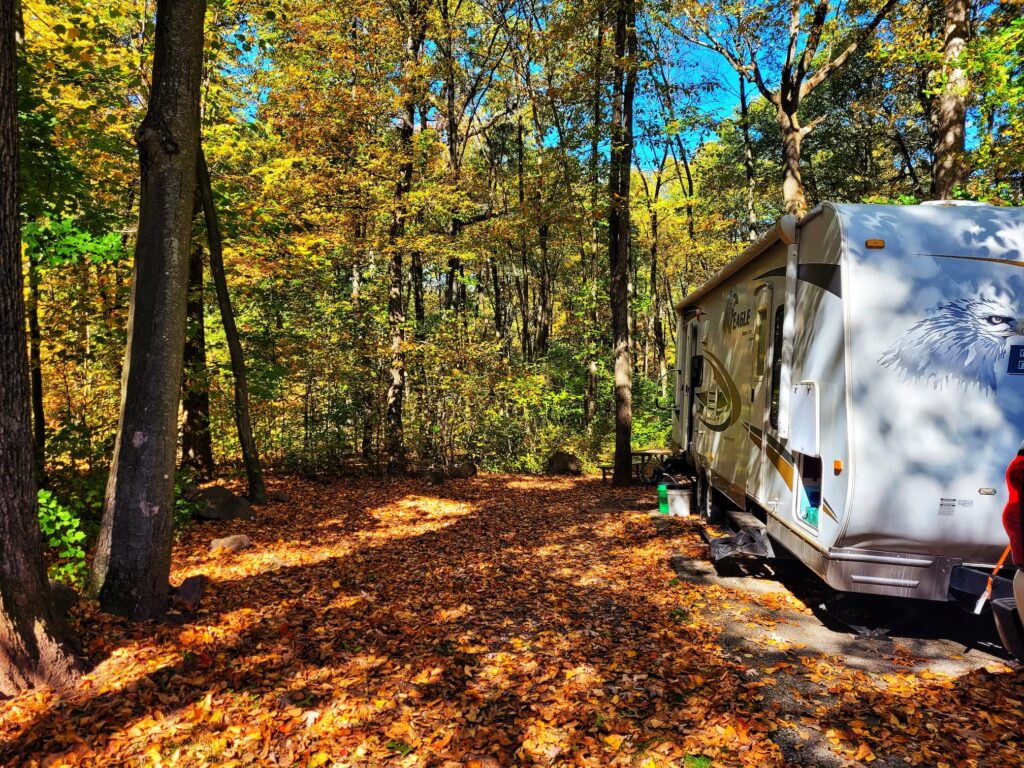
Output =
[{"x1": 674, "y1": 210, "x2": 808, "y2": 313}]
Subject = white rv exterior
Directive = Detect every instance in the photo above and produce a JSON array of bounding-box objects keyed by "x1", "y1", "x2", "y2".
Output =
[{"x1": 673, "y1": 202, "x2": 1024, "y2": 600}]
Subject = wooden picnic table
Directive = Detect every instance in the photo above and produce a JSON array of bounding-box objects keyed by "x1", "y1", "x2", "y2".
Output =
[
  {"x1": 631, "y1": 448, "x2": 672, "y2": 483},
  {"x1": 599, "y1": 449, "x2": 673, "y2": 483}
]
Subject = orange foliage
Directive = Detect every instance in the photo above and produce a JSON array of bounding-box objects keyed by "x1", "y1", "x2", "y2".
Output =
[{"x1": 1, "y1": 475, "x2": 1021, "y2": 766}]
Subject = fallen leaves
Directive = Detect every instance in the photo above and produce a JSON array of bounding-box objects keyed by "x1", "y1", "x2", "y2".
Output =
[{"x1": 0, "y1": 474, "x2": 1022, "y2": 767}]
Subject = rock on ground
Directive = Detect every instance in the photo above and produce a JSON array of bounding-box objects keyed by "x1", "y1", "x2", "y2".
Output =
[
  {"x1": 448, "y1": 461, "x2": 478, "y2": 479},
  {"x1": 546, "y1": 450, "x2": 582, "y2": 475},
  {"x1": 171, "y1": 575, "x2": 208, "y2": 612},
  {"x1": 193, "y1": 486, "x2": 254, "y2": 521},
  {"x1": 210, "y1": 534, "x2": 251, "y2": 554}
]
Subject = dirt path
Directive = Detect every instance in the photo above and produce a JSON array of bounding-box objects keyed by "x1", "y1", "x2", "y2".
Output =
[{"x1": 1, "y1": 475, "x2": 1021, "y2": 767}]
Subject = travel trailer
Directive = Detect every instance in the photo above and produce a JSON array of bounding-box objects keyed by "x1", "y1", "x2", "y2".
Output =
[{"x1": 672, "y1": 201, "x2": 1024, "y2": 603}]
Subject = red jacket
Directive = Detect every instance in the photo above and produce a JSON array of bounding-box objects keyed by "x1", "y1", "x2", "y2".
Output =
[{"x1": 1005, "y1": 453, "x2": 1024, "y2": 568}]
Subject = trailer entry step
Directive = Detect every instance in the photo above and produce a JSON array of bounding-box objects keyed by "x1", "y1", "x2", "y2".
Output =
[
  {"x1": 701, "y1": 514, "x2": 775, "y2": 562},
  {"x1": 726, "y1": 509, "x2": 767, "y2": 531}
]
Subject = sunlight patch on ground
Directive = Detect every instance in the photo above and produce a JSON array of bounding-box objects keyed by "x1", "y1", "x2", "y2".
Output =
[
  {"x1": 504, "y1": 477, "x2": 581, "y2": 491},
  {"x1": 358, "y1": 494, "x2": 477, "y2": 542}
]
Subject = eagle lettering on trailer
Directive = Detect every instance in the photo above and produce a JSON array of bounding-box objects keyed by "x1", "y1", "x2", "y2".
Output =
[{"x1": 879, "y1": 297, "x2": 1024, "y2": 394}]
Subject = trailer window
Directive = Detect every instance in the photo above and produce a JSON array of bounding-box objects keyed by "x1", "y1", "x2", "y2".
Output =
[
  {"x1": 769, "y1": 306, "x2": 785, "y2": 429},
  {"x1": 753, "y1": 287, "x2": 771, "y2": 378},
  {"x1": 690, "y1": 355, "x2": 704, "y2": 390}
]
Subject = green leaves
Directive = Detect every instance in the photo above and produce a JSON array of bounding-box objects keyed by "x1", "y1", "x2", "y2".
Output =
[
  {"x1": 22, "y1": 218, "x2": 125, "y2": 267},
  {"x1": 36, "y1": 489, "x2": 88, "y2": 587}
]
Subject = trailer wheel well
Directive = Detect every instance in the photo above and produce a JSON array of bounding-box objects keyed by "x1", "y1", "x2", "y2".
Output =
[{"x1": 698, "y1": 471, "x2": 725, "y2": 524}]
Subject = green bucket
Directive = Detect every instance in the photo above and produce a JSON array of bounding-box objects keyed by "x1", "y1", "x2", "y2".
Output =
[{"x1": 657, "y1": 483, "x2": 669, "y2": 515}]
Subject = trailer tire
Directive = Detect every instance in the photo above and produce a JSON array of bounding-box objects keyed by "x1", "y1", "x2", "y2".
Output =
[{"x1": 698, "y1": 472, "x2": 723, "y2": 524}]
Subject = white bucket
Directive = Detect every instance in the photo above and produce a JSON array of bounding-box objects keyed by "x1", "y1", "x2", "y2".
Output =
[{"x1": 666, "y1": 487, "x2": 692, "y2": 517}]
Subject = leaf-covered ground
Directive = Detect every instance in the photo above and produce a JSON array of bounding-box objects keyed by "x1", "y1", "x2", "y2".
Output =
[{"x1": 2, "y1": 475, "x2": 1023, "y2": 767}]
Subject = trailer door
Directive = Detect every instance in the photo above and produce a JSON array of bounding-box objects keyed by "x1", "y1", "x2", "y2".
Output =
[
  {"x1": 678, "y1": 317, "x2": 701, "y2": 454},
  {"x1": 747, "y1": 285, "x2": 775, "y2": 499}
]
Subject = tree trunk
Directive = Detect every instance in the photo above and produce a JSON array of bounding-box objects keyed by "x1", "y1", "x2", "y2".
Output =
[
  {"x1": 650, "y1": 209, "x2": 667, "y2": 395},
  {"x1": 361, "y1": 399, "x2": 374, "y2": 462},
  {"x1": 608, "y1": 0, "x2": 637, "y2": 486},
  {"x1": 411, "y1": 249, "x2": 425, "y2": 329},
  {"x1": 513, "y1": 117, "x2": 534, "y2": 363},
  {"x1": 894, "y1": 128, "x2": 925, "y2": 196},
  {"x1": 516, "y1": 254, "x2": 533, "y2": 362},
  {"x1": 446, "y1": 256, "x2": 462, "y2": 313},
  {"x1": 0, "y1": 0, "x2": 80, "y2": 694},
  {"x1": 534, "y1": 224, "x2": 552, "y2": 357},
  {"x1": 490, "y1": 259, "x2": 505, "y2": 340},
  {"x1": 385, "y1": 236, "x2": 407, "y2": 473},
  {"x1": 90, "y1": 0, "x2": 206, "y2": 621},
  {"x1": 583, "y1": 9, "x2": 603, "y2": 428},
  {"x1": 739, "y1": 75, "x2": 757, "y2": 240},
  {"x1": 385, "y1": 19, "x2": 422, "y2": 474},
  {"x1": 585, "y1": 360, "x2": 598, "y2": 425},
  {"x1": 27, "y1": 256, "x2": 46, "y2": 484},
  {"x1": 779, "y1": 110, "x2": 807, "y2": 217},
  {"x1": 179, "y1": 244, "x2": 215, "y2": 479},
  {"x1": 930, "y1": 0, "x2": 969, "y2": 200},
  {"x1": 197, "y1": 149, "x2": 266, "y2": 503}
]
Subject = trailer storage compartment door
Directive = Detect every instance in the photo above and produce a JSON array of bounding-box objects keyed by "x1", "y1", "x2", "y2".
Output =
[{"x1": 790, "y1": 381, "x2": 820, "y2": 457}]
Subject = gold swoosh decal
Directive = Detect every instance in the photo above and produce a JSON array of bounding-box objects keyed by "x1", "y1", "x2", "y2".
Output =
[
  {"x1": 932, "y1": 254, "x2": 1024, "y2": 269},
  {"x1": 697, "y1": 348, "x2": 742, "y2": 432}
]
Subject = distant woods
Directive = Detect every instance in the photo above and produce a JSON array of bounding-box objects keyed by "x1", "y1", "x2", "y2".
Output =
[{"x1": 0, "y1": 0, "x2": 1019, "y2": 640}]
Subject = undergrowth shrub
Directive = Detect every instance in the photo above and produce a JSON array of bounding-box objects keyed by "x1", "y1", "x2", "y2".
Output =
[
  {"x1": 174, "y1": 470, "x2": 201, "y2": 531},
  {"x1": 37, "y1": 489, "x2": 88, "y2": 587}
]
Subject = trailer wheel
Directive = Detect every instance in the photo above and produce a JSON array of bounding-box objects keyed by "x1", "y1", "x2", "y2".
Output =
[{"x1": 698, "y1": 473, "x2": 723, "y2": 524}]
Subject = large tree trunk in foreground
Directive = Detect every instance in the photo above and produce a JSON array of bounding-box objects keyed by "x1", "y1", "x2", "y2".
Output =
[
  {"x1": 608, "y1": 0, "x2": 637, "y2": 486},
  {"x1": 180, "y1": 245, "x2": 215, "y2": 479},
  {"x1": 197, "y1": 149, "x2": 266, "y2": 503},
  {"x1": 90, "y1": 0, "x2": 206, "y2": 620},
  {"x1": 930, "y1": 0, "x2": 969, "y2": 200},
  {"x1": 0, "y1": 0, "x2": 80, "y2": 695}
]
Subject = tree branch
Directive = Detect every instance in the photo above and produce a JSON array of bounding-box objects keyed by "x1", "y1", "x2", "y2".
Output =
[
  {"x1": 795, "y1": 1, "x2": 830, "y2": 87},
  {"x1": 799, "y1": 114, "x2": 827, "y2": 137},
  {"x1": 799, "y1": 0, "x2": 899, "y2": 99},
  {"x1": 784, "y1": 0, "x2": 802, "y2": 75}
]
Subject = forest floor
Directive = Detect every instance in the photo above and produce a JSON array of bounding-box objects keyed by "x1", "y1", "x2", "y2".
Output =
[{"x1": 2, "y1": 474, "x2": 1023, "y2": 767}]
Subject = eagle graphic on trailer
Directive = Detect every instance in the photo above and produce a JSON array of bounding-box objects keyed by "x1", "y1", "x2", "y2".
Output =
[
  {"x1": 880, "y1": 297, "x2": 1024, "y2": 393},
  {"x1": 673, "y1": 201, "x2": 1024, "y2": 610}
]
